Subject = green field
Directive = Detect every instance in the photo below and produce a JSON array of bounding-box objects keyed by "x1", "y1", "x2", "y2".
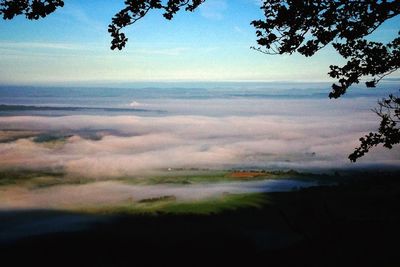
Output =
[
  {"x1": 0, "y1": 169, "x2": 91, "y2": 188},
  {"x1": 74, "y1": 193, "x2": 268, "y2": 215},
  {"x1": 2, "y1": 173, "x2": 400, "y2": 266},
  {"x1": 0, "y1": 168, "x2": 327, "y2": 188}
]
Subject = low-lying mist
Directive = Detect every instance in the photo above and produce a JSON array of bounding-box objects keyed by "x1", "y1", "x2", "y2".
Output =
[{"x1": 1, "y1": 97, "x2": 399, "y2": 178}]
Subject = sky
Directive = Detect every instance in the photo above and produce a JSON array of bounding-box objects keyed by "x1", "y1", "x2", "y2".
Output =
[{"x1": 0, "y1": 0, "x2": 399, "y2": 85}]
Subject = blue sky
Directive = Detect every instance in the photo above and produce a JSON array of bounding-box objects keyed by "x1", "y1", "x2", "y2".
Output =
[{"x1": 0, "y1": 0, "x2": 399, "y2": 85}]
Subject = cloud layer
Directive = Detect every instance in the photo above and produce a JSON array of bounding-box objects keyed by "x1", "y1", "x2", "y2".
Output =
[{"x1": 1, "y1": 98, "x2": 399, "y2": 178}]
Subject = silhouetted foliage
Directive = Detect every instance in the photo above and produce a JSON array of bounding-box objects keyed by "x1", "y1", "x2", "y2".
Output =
[
  {"x1": 1, "y1": 0, "x2": 399, "y2": 161},
  {"x1": 349, "y1": 93, "x2": 400, "y2": 162},
  {"x1": 249, "y1": 1, "x2": 399, "y2": 161},
  {"x1": 108, "y1": 0, "x2": 205, "y2": 50},
  {"x1": 0, "y1": 0, "x2": 63, "y2": 20},
  {"x1": 0, "y1": 0, "x2": 205, "y2": 49},
  {"x1": 251, "y1": 1, "x2": 400, "y2": 98}
]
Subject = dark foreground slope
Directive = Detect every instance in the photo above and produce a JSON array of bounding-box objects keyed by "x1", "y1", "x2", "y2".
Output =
[{"x1": 1, "y1": 174, "x2": 400, "y2": 267}]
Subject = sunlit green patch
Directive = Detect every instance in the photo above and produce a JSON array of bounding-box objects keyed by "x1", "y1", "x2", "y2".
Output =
[
  {"x1": 73, "y1": 193, "x2": 269, "y2": 216},
  {"x1": 118, "y1": 169, "x2": 322, "y2": 185},
  {"x1": 25, "y1": 176, "x2": 92, "y2": 189},
  {"x1": 145, "y1": 171, "x2": 232, "y2": 185},
  {"x1": 33, "y1": 134, "x2": 71, "y2": 148},
  {"x1": 0, "y1": 168, "x2": 331, "y2": 189},
  {"x1": 0, "y1": 130, "x2": 40, "y2": 143},
  {"x1": 162, "y1": 193, "x2": 268, "y2": 215},
  {"x1": 0, "y1": 169, "x2": 61, "y2": 186},
  {"x1": 0, "y1": 169, "x2": 91, "y2": 188},
  {"x1": 119, "y1": 170, "x2": 230, "y2": 185},
  {"x1": 33, "y1": 134, "x2": 64, "y2": 143}
]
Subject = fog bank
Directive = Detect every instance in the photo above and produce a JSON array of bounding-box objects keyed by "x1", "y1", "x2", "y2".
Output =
[{"x1": 1, "y1": 98, "x2": 399, "y2": 176}]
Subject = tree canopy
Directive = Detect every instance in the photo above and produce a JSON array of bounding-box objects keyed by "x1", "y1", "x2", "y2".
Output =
[
  {"x1": 1, "y1": 0, "x2": 399, "y2": 161},
  {"x1": 0, "y1": 0, "x2": 63, "y2": 20}
]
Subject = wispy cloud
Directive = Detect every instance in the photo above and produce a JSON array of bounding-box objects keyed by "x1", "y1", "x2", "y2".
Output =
[
  {"x1": 133, "y1": 46, "x2": 220, "y2": 56},
  {"x1": 252, "y1": 0, "x2": 265, "y2": 6},
  {"x1": 57, "y1": 3, "x2": 105, "y2": 33},
  {"x1": 234, "y1": 26, "x2": 244, "y2": 34},
  {"x1": 136, "y1": 47, "x2": 190, "y2": 56},
  {"x1": 0, "y1": 41, "x2": 87, "y2": 50},
  {"x1": 199, "y1": 0, "x2": 228, "y2": 20}
]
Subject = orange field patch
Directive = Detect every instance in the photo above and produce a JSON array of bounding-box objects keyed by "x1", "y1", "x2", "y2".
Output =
[{"x1": 228, "y1": 171, "x2": 268, "y2": 179}]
